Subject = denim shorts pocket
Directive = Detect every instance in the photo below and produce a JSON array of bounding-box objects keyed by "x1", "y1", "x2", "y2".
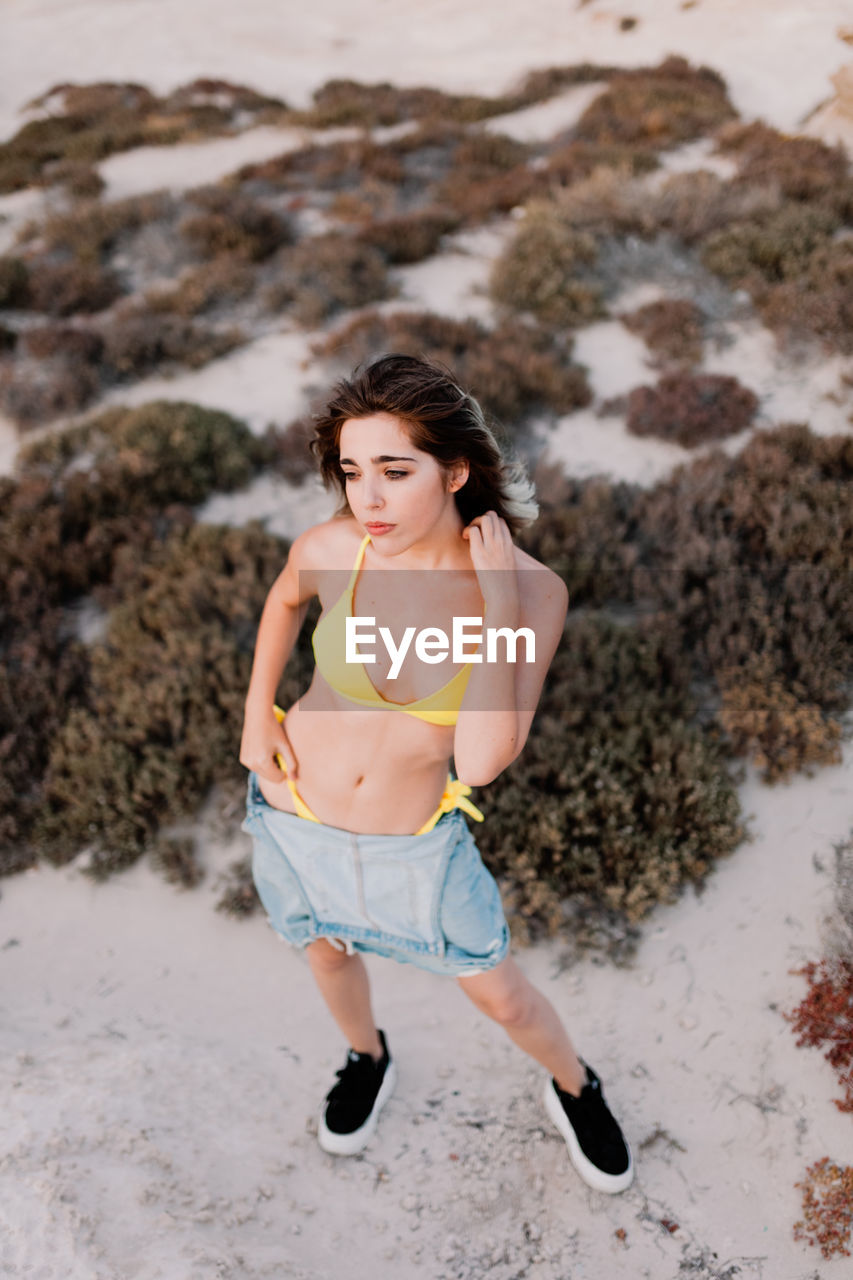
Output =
[
  {"x1": 243, "y1": 810, "x2": 317, "y2": 947},
  {"x1": 439, "y1": 829, "x2": 509, "y2": 965}
]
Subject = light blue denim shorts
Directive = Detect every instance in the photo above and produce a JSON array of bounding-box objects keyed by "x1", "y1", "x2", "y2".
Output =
[{"x1": 242, "y1": 771, "x2": 510, "y2": 977}]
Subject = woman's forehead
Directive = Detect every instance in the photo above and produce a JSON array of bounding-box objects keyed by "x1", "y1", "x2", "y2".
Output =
[{"x1": 339, "y1": 413, "x2": 424, "y2": 458}]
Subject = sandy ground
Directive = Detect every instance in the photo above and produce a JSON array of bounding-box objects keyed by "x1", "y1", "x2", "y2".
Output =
[
  {"x1": 2, "y1": 751, "x2": 852, "y2": 1279},
  {"x1": 3, "y1": 3, "x2": 853, "y2": 1277}
]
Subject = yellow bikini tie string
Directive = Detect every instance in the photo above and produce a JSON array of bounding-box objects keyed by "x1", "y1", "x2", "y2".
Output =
[{"x1": 413, "y1": 779, "x2": 484, "y2": 836}]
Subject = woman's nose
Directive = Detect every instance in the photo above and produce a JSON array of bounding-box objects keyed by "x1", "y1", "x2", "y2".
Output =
[{"x1": 363, "y1": 478, "x2": 383, "y2": 509}]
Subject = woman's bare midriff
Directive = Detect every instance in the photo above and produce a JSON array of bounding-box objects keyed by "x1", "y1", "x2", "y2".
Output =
[{"x1": 257, "y1": 675, "x2": 457, "y2": 834}]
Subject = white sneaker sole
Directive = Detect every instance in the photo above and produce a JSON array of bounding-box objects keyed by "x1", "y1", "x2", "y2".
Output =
[
  {"x1": 318, "y1": 1058, "x2": 397, "y2": 1156},
  {"x1": 544, "y1": 1077, "x2": 634, "y2": 1194}
]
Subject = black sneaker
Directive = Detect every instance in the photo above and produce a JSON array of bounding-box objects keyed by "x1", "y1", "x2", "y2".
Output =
[
  {"x1": 318, "y1": 1029, "x2": 396, "y2": 1156},
  {"x1": 544, "y1": 1062, "x2": 634, "y2": 1193}
]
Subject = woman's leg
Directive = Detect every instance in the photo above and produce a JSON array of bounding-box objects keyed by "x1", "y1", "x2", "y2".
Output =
[
  {"x1": 457, "y1": 955, "x2": 586, "y2": 1095},
  {"x1": 305, "y1": 938, "x2": 383, "y2": 1060}
]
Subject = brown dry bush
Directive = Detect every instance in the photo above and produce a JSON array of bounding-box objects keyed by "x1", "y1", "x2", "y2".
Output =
[
  {"x1": 716, "y1": 121, "x2": 853, "y2": 217},
  {"x1": 31, "y1": 523, "x2": 297, "y2": 875},
  {"x1": 266, "y1": 234, "x2": 392, "y2": 325},
  {"x1": 620, "y1": 298, "x2": 704, "y2": 366},
  {"x1": 0, "y1": 79, "x2": 288, "y2": 193},
  {"x1": 490, "y1": 200, "x2": 604, "y2": 326},
  {"x1": 652, "y1": 170, "x2": 782, "y2": 246},
  {"x1": 435, "y1": 131, "x2": 545, "y2": 222},
  {"x1": 574, "y1": 55, "x2": 737, "y2": 149},
  {"x1": 100, "y1": 302, "x2": 245, "y2": 378},
  {"x1": 145, "y1": 259, "x2": 256, "y2": 317},
  {"x1": 0, "y1": 355, "x2": 101, "y2": 426},
  {"x1": 317, "y1": 309, "x2": 591, "y2": 425},
  {"x1": 357, "y1": 207, "x2": 461, "y2": 264},
  {"x1": 717, "y1": 653, "x2": 842, "y2": 782},
  {"x1": 546, "y1": 139, "x2": 659, "y2": 185},
  {"x1": 265, "y1": 417, "x2": 317, "y2": 484},
  {"x1": 237, "y1": 136, "x2": 405, "y2": 195},
  {"x1": 24, "y1": 260, "x2": 123, "y2": 315},
  {"x1": 24, "y1": 192, "x2": 174, "y2": 262},
  {"x1": 475, "y1": 613, "x2": 746, "y2": 935},
  {"x1": 49, "y1": 161, "x2": 106, "y2": 199},
  {"x1": 625, "y1": 372, "x2": 758, "y2": 446},
  {"x1": 0, "y1": 256, "x2": 30, "y2": 307},
  {"x1": 181, "y1": 185, "x2": 293, "y2": 262}
]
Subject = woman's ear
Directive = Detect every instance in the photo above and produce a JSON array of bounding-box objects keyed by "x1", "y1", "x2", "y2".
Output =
[{"x1": 447, "y1": 460, "x2": 469, "y2": 493}]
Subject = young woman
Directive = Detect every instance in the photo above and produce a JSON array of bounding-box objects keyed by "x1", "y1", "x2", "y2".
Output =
[{"x1": 240, "y1": 355, "x2": 632, "y2": 1194}]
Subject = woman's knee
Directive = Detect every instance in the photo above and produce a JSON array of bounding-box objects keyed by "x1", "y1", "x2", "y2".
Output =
[
  {"x1": 458, "y1": 964, "x2": 536, "y2": 1028},
  {"x1": 305, "y1": 937, "x2": 356, "y2": 975}
]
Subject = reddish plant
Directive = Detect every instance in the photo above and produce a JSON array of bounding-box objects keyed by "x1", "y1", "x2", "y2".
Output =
[
  {"x1": 794, "y1": 1158, "x2": 853, "y2": 1259},
  {"x1": 786, "y1": 957, "x2": 853, "y2": 1113}
]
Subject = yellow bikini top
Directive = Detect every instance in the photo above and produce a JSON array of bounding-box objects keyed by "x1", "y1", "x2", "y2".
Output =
[{"x1": 311, "y1": 533, "x2": 473, "y2": 727}]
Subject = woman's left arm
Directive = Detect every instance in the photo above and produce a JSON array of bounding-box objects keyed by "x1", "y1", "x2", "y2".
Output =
[{"x1": 453, "y1": 512, "x2": 569, "y2": 787}]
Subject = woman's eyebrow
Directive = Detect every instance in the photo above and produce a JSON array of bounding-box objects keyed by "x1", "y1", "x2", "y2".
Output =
[{"x1": 339, "y1": 455, "x2": 418, "y2": 465}]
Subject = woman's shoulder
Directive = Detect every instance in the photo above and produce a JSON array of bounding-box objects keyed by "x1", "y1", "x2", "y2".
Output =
[
  {"x1": 512, "y1": 545, "x2": 570, "y2": 616},
  {"x1": 290, "y1": 516, "x2": 365, "y2": 572}
]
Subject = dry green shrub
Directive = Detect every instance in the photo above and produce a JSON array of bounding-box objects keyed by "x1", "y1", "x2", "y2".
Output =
[
  {"x1": 476, "y1": 613, "x2": 746, "y2": 934},
  {"x1": 490, "y1": 200, "x2": 604, "y2": 326},
  {"x1": 0, "y1": 79, "x2": 287, "y2": 193},
  {"x1": 632, "y1": 424, "x2": 853, "y2": 725},
  {"x1": 289, "y1": 78, "x2": 522, "y2": 129},
  {"x1": 701, "y1": 203, "x2": 853, "y2": 349},
  {"x1": 266, "y1": 234, "x2": 392, "y2": 325},
  {"x1": 357, "y1": 207, "x2": 461, "y2": 264},
  {"x1": 0, "y1": 403, "x2": 274, "y2": 872},
  {"x1": 717, "y1": 653, "x2": 842, "y2": 782},
  {"x1": 717, "y1": 121, "x2": 853, "y2": 216},
  {"x1": 4, "y1": 400, "x2": 266, "y2": 620},
  {"x1": 625, "y1": 372, "x2": 758, "y2": 446},
  {"x1": 702, "y1": 203, "x2": 840, "y2": 288},
  {"x1": 145, "y1": 259, "x2": 255, "y2": 316},
  {"x1": 181, "y1": 185, "x2": 293, "y2": 262},
  {"x1": 24, "y1": 260, "x2": 123, "y2": 315},
  {"x1": 317, "y1": 309, "x2": 591, "y2": 425},
  {"x1": 620, "y1": 298, "x2": 704, "y2": 366},
  {"x1": 574, "y1": 55, "x2": 737, "y2": 149},
  {"x1": 32, "y1": 522, "x2": 291, "y2": 873},
  {"x1": 0, "y1": 613, "x2": 89, "y2": 873}
]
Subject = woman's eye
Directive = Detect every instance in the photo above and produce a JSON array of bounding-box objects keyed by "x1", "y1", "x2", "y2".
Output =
[
  {"x1": 342, "y1": 472, "x2": 358, "y2": 481},
  {"x1": 385, "y1": 470, "x2": 408, "y2": 480}
]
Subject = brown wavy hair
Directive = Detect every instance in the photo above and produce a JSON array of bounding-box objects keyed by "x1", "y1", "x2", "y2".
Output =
[{"x1": 309, "y1": 354, "x2": 538, "y2": 534}]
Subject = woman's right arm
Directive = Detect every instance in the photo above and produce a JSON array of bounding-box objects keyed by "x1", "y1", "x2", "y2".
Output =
[{"x1": 240, "y1": 527, "x2": 320, "y2": 782}]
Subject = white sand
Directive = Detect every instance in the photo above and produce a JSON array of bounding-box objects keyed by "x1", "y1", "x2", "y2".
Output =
[{"x1": 3, "y1": 4, "x2": 853, "y2": 1276}]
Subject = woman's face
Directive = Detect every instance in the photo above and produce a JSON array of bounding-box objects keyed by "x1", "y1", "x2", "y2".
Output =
[{"x1": 338, "y1": 413, "x2": 466, "y2": 553}]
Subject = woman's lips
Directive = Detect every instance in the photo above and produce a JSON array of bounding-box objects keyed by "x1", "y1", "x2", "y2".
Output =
[{"x1": 365, "y1": 522, "x2": 395, "y2": 535}]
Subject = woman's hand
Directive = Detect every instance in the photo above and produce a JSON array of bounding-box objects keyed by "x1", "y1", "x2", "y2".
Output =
[
  {"x1": 240, "y1": 703, "x2": 298, "y2": 783},
  {"x1": 462, "y1": 511, "x2": 519, "y2": 621}
]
